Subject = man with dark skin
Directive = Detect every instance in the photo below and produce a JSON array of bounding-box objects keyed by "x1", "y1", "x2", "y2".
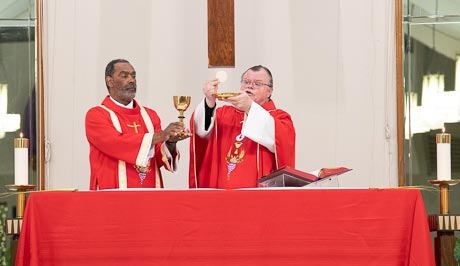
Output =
[{"x1": 85, "y1": 59, "x2": 190, "y2": 190}]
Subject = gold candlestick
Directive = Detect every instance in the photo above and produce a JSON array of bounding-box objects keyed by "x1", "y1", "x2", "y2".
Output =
[
  {"x1": 5, "y1": 184, "x2": 36, "y2": 218},
  {"x1": 429, "y1": 179, "x2": 460, "y2": 266},
  {"x1": 429, "y1": 180, "x2": 460, "y2": 215}
]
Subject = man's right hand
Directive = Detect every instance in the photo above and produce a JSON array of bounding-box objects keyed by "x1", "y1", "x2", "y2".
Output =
[
  {"x1": 153, "y1": 122, "x2": 191, "y2": 145},
  {"x1": 203, "y1": 78, "x2": 218, "y2": 108}
]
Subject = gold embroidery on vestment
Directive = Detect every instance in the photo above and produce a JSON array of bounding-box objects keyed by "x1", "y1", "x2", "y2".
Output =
[{"x1": 127, "y1": 122, "x2": 141, "y2": 133}]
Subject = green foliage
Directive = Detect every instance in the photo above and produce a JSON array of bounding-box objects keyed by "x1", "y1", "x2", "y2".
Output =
[
  {"x1": 0, "y1": 204, "x2": 8, "y2": 266},
  {"x1": 455, "y1": 237, "x2": 460, "y2": 266}
]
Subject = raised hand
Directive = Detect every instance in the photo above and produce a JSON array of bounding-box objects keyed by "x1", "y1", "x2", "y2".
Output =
[{"x1": 203, "y1": 78, "x2": 218, "y2": 108}]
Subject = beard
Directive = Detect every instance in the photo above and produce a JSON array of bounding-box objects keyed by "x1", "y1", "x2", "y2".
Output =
[
  {"x1": 125, "y1": 83, "x2": 136, "y2": 91},
  {"x1": 111, "y1": 83, "x2": 137, "y2": 105},
  {"x1": 123, "y1": 91, "x2": 136, "y2": 100},
  {"x1": 123, "y1": 83, "x2": 137, "y2": 97}
]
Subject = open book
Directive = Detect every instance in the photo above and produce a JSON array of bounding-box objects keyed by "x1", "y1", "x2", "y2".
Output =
[
  {"x1": 309, "y1": 167, "x2": 352, "y2": 179},
  {"x1": 258, "y1": 166, "x2": 352, "y2": 187}
]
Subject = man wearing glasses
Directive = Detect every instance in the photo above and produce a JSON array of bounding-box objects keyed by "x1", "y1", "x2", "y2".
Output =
[{"x1": 189, "y1": 65, "x2": 296, "y2": 189}]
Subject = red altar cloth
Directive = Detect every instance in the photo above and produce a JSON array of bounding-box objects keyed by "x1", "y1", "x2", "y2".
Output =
[{"x1": 15, "y1": 189, "x2": 434, "y2": 266}]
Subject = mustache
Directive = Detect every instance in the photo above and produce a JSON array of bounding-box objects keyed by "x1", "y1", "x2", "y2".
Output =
[{"x1": 126, "y1": 84, "x2": 137, "y2": 90}]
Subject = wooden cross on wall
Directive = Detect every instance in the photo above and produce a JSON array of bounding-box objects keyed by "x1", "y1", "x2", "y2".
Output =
[{"x1": 207, "y1": 0, "x2": 235, "y2": 67}]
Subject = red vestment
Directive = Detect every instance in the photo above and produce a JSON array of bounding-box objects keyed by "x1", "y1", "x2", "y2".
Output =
[
  {"x1": 189, "y1": 100, "x2": 295, "y2": 189},
  {"x1": 85, "y1": 96, "x2": 172, "y2": 190}
]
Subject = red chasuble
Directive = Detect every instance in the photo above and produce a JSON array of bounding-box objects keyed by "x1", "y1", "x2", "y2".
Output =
[
  {"x1": 189, "y1": 100, "x2": 295, "y2": 189},
  {"x1": 85, "y1": 96, "x2": 172, "y2": 190}
]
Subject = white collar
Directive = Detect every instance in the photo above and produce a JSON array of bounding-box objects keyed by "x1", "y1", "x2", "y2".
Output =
[{"x1": 109, "y1": 96, "x2": 134, "y2": 109}]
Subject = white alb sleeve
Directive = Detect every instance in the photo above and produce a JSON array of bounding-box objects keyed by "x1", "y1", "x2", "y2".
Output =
[
  {"x1": 241, "y1": 102, "x2": 275, "y2": 152},
  {"x1": 162, "y1": 143, "x2": 179, "y2": 172}
]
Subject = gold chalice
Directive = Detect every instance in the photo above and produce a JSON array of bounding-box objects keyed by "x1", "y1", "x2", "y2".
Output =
[{"x1": 173, "y1": 95, "x2": 191, "y2": 123}]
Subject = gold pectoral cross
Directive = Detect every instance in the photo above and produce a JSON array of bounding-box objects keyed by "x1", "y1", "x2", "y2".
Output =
[{"x1": 127, "y1": 122, "x2": 141, "y2": 133}]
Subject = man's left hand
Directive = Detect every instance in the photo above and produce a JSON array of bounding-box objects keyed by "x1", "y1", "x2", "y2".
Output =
[{"x1": 222, "y1": 93, "x2": 252, "y2": 113}]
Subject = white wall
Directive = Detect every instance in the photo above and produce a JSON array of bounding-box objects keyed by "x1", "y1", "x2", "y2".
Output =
[{"x1": 43, "y1": 0, "x2": 397, "y2": 190}]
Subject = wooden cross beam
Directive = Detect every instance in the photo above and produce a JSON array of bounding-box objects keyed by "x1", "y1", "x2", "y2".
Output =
[{"x1": 207, "y1": 0, "x2": 235, "y2": 67}]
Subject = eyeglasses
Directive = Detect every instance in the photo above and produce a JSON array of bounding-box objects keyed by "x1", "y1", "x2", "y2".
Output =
[{"x1": 241, "y1": 80, "x2": 271, "y2": 88}]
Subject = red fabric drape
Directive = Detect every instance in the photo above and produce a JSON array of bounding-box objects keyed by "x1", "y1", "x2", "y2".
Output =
[{"x1": 16, "y1": 189, "x2": 434, "y2": 266}]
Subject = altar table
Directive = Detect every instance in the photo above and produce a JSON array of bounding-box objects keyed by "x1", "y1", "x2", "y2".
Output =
[{"x1": 15, "y1": 188, "x2": 435, "y2": 266}]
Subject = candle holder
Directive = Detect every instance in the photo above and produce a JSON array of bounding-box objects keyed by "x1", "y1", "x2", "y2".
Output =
[
  {"x1": 429, "y1": 179, "x2": 460, "y2": 266},
  {"x1": 5, "y1": 184, "x2": 36, "y2": 218},
  {"x1": 429, "y1": 179, "x2": 460, "y2": 215}
]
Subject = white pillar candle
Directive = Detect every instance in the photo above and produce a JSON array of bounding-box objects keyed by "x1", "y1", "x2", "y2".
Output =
[
  {"x1": 14, "y1": 133, "x2": 29, "y2": 185},
  {"x1": 436, "y1": 132, "x2": 451, "y2": 181}
]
